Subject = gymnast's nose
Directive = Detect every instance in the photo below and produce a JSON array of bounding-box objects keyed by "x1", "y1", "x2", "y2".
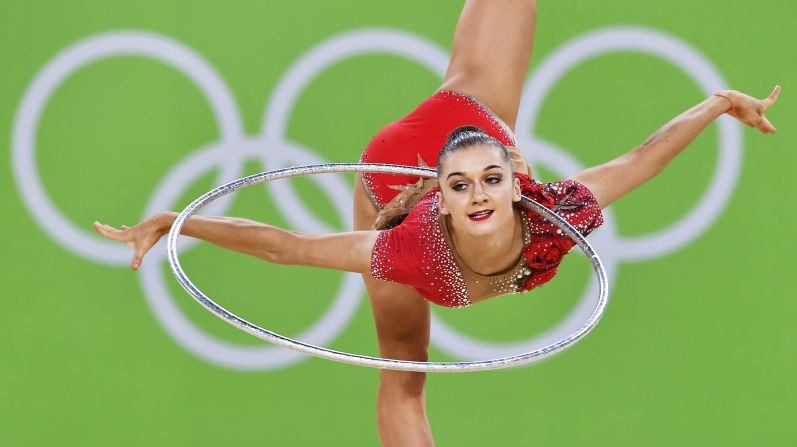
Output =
[{"x1": 472, "y1": 183, "x2": 488, "y2": 204}]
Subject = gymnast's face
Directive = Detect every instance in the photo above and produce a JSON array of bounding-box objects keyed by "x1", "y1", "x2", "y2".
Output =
[{"x1": 436, "y1": 144, "x2": 521, "y2": 238}]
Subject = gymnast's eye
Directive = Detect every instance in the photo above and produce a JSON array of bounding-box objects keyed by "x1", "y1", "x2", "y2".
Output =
[
  {"x1": 485, "y1": 175, "x2": 501, "y2": 184},
  {"x1": 452, "y1": 182, "x2": 468, "y2": 191}
]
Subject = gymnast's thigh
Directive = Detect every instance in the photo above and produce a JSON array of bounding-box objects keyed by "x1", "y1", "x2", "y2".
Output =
[
  {"x1": 439, "y1": 0, "x2": 537, "y2": 129},
  {"x1": 354, "y1": 174, "x2": 430, "y2": 359},
  {"x1": 362, "y1": 274, "x2": 430, "y2": 359}
]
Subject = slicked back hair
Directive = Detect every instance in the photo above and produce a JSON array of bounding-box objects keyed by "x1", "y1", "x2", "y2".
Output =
[{"x1": 436, "y1": 126, "x2": 510, "y2": 174}]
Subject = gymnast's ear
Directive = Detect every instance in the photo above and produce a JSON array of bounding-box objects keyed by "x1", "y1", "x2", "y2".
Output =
[
  {"x1": 436, "y1": 190, "x2": 450, "y2": 215},
  {"x1": 512, "y1": 176, "x2": 522, "y2": 203}
]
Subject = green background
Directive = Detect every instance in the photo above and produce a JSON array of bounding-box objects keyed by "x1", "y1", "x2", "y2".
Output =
[{"x1": 2, "y1": 0, "x2": 795, "y2": 445}]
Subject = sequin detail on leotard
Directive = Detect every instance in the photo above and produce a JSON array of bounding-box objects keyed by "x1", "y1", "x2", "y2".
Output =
[
  {"x1": 370, "y1": 173, "x2": 604, "y2": 307},
  {"x1": 371, "y1": 193, "x2": 471, "y2": 307}
]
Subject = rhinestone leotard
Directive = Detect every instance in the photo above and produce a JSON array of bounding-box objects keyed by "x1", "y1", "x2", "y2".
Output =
[{"x1": 370, "y1": 173, "x2": 604, "y2": 307}]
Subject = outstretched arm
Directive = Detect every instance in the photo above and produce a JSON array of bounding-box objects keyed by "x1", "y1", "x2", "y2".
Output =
[
  {"x1": 93, "y1": 213, "x2": 379, "y2": 273},
  {"x1": 572, "y1": 86, "x2": 781, "y2": 208}
]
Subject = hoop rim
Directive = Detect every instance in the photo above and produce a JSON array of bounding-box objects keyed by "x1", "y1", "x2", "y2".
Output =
[{"x1": 166, "y1": 163, "x2": 609, "y2": 372}]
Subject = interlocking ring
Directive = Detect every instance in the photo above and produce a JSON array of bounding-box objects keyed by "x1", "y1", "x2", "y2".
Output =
[
  {"x1": 13, "y1": 26, "x2": 739, "y2": 370},
  {"x1": 167, "y1": 163, "x2": 610, "y2": 372}
]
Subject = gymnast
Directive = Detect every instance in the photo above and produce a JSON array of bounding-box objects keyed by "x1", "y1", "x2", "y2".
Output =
[{"x1": 95, "y1": 0, "x2": 779, "y2": 445}]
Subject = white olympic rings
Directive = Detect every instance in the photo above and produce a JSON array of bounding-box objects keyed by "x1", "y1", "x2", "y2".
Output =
[
  {"x1": 167, "y1": 163, "x2": 610, "y2": 372},
  {"x1": 12, "y1": 26, "x2": 741, "y2": 370}
]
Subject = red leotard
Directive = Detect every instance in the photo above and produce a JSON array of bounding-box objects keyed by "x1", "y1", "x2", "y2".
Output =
[
  {"x1": 370, "y1": 174, "x2": 604, "y2": 307},
  {"x1": 360, "y1": 90, "x2": 516, "y2": 209}
]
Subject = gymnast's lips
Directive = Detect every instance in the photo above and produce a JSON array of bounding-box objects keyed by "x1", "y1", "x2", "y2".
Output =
[{"x1": 467, "y1": 209, "x2": 494, "y2": 221}]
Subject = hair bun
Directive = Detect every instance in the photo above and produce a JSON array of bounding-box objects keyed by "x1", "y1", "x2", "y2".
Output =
[{"x1": 446, "y1": 125, "x2": 487, "y2": 141}]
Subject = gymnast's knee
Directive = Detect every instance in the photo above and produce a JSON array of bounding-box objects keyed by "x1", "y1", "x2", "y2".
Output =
[
  {"x1": 380, "y1": 370, "x2": 427, "y2": 398},
  {"x1": 377, "y1": 343, "x2": 429, "y2": 397}
]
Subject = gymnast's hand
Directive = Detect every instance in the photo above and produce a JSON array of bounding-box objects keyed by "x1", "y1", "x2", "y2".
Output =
[
  {"x1": 93, "y1": 214, "x2": 168, "y2": 270},
  {"x1": 717, "y1": 85, "x2": 781, "y2": 134}
]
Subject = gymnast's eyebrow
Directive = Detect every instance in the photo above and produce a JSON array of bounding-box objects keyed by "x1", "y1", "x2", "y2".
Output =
[{"x1": 446, "y1": 165, "x2": 503, "y2": 180}]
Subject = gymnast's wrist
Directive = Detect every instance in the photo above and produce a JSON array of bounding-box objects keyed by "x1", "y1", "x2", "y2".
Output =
[
  {"x1": 154, "y1": 211, "x2": 178, "y2": 234},
  {"x1": 713, "y1": 90, "x2": 737, "y2": 114}
]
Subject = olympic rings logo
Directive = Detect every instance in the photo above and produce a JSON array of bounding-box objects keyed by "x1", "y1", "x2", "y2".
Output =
[{"x1": 12, "y1": 27, "x2": 741, "y2": 370}]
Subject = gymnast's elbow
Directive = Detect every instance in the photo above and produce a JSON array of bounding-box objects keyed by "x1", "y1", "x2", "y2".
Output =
[
  {"x1": 254, "y1": 228, "x2": 302, "y2": 265},
  {"x1": 627, "y1": 145, "x2": 669, "y2": 180}
]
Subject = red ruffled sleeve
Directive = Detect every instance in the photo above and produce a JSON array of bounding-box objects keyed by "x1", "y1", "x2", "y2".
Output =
[{"x1": 515, "y1": 173, "x2": 604, "y2": 292}]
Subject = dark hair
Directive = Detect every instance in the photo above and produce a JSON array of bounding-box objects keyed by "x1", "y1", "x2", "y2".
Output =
[{"x1": 436, "y1": 126, "x2": 510, "y2": 172}]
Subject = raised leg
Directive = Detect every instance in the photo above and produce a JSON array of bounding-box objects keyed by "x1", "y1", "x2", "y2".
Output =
[
  {"x1": 354, "y1": 175, "x2": 435, "y2": 447},
  {"x1": 439, "y1": 0, "x2": 537, "y2": 130}
]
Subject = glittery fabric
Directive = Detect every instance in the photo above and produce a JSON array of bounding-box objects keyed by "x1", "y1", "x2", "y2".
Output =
[
  {"x1": 360, "y1": 90, "x2": 517, "y2": 209},
  {"x1": 371, "y1": 173, "x2": 604, "y2": 307},
  {"x1": 371, "y1": 191, "x2": 472, "y2": 307},
  {"x1": 514, "y1": 173, "x2": 604, "y2": 292}
]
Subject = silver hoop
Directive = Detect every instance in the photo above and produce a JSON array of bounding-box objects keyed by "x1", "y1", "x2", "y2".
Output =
[{"x1": 167, "y1": 163, "x2": 609, "y2": 372}]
